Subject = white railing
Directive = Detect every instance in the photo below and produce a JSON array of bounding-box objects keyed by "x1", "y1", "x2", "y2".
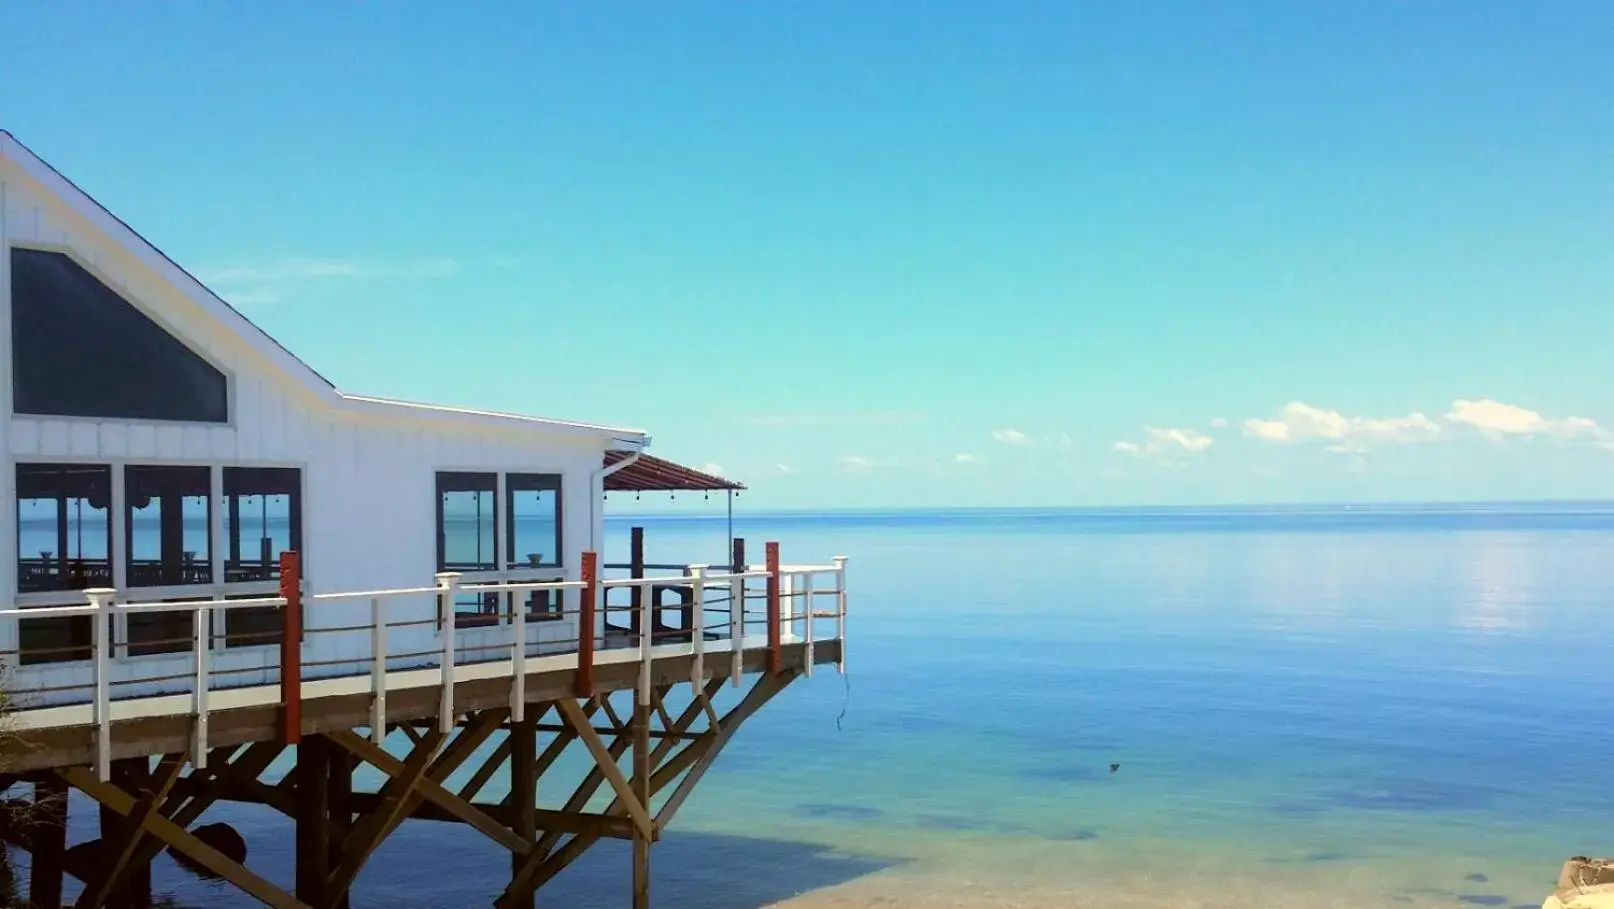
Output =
[{"x1": 0, "y1": 552, "x2": 848, "y2": 784}]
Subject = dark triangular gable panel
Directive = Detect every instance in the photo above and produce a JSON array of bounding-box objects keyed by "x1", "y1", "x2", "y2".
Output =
[{"x1": 10, "y1": 248, "x2": 229, "y2": 423}]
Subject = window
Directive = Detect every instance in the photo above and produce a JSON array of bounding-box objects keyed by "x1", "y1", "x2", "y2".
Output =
[
  {"x1": 16, "y1": 464, "x2": 112, "y2": 664},
  {"x1": 222, "y1": 467, "x2": 301, "y2": 582},
  {"x1": 507, "y1": 473, "x2": 563, "y2": 620},
  {"x1": 125, "y1": 466, "x2": 212, "y2": 587},
  {"x1": 221, "y1": 467, "x2": 301, "y2": 648},
  {"x1": 10, "y1": 248, "x2": 228, "y2": 423},
  {"x1": 437, "y1": 472, "x2": 498, "y2": 626}
]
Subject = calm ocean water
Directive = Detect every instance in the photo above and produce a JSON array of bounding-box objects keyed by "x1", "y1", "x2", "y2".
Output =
[{"x1": 32, "y1": 504, "x2": 1614, "y2": 907}]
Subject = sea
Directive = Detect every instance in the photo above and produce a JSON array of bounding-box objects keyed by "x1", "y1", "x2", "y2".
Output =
[{"x1": 24, "y1": 503, "x2": 1614, "y2": 908}]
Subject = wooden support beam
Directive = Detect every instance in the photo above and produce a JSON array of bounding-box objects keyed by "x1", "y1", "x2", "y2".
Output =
[
  {"x1": 59, "y1": 765, "x2": 312, "y2": 909},
  {"x1": 29, "y1": 776, "x2": 68, "y2": 909},
  {"x1": 322, "y1": 727, "x2": 444, "y2": 907},
  {"x1": 327, "y1": 720, "x2": 527, "y2": 855},
  {"x1": 632, "y1": 700, "x2": 651, "y2": 909},
  {"x1": 130, "y1": 742, "x2": 281, "y2": 871},
  {"x1": 328, "y1": 747, "x2": 353, "y2": 909},
  {"x1": 334, "y1": 793, "x2": 636, "y2": 839},
  {"x1": 509, "y1": 673, "x2": 795, "y2": 903},
  {"x1": 295, "y1": 736, "x2": 333, "y2": 906},
  {"x1": 509, "y1": 712, "x2": 537, "y2": 909},
  {"x1": 80, "y1": 753, "x2": 186, "y2": 909},
  {"x1": 555, "y1": 699, "x2": 653, "y2": 840},
  {"x1": 654, "y1": 669, "x2": 792, "y2": 830}
]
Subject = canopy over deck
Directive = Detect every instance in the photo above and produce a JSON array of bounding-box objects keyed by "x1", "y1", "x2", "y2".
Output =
[{"x1": 603, "y1": 452, "x2": 744, "y2": 492}]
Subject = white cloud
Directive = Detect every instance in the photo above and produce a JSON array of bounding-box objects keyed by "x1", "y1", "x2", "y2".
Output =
[
  {"x1": 837, "y1": 455, "x2": 900, "y2": 470},
  {"x1": 1446, "y1": 399, "x2": 1611, "y2": 445},
  {"x1": 1210, "y1": 417, "x2": 1228, "y2": 429},
  {"x1": 1243, "y1": 402, "x2": 1441, "y2": 448},
  {"x1": 197, "y1": 257, "x2": 461, "y2": 284},
  {"x1": 992, "y1": 428, "x2": 1034, "y2": 447},
  {"x1": 775, "y1": 464, "x2": 793, "y2": 473},
  {"x1": 748, "y1": 411, "x2": 924, "y2": 429},
  {"x1": 1115, "y1": 427, "x2": 1214, "y2": 458},
  {"x1": 954, "y1": 453, "x2": 984, "y2": 465},
  {"x1": 698, "y1": 463, "x2": 725, "y2": 477}
]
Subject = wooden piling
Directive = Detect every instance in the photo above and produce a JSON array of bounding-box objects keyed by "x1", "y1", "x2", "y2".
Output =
[
  {"x1": 766, "y1": 542, "x2": 782, "y2": 676},
  {"x1": 631, "y1": 699, "x2": 652, "y2": 909},
  {"x1": 578, "y1": 551, "x2": 598, "y2": 698},
  {"x1": 630, "y1": 527, "x2": 645, "y2": 637},
  {"x1": 510, "y1": 714, "x2": 537, "y2": 909},
  {"x1": 295, "y1": 735, "x2": 332, "y2": 906},
  {"x1": 30, "y1": 776, "x2": 67, "y2": 909}
]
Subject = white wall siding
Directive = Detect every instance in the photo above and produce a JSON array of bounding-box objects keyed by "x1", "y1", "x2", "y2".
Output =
[{"x1": 0, "y1": 150, "x2": 616, "y2": 705}]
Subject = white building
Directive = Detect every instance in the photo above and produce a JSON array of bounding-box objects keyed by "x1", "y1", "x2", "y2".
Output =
[{"x1": 0, "y1": 130, "x2": 739, "y2": 705}]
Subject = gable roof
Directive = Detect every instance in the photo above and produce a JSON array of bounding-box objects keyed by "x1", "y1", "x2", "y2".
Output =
[{"x1": 0, "y1": 130, "x2": 647, "y2": 449}]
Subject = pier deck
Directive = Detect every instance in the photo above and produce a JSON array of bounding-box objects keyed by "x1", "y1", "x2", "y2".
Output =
[{"x1": 0, "y1": 543, "x2": 847, "y2": 909}]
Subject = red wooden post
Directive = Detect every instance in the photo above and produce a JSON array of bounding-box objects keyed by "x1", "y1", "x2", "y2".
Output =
[
  {"x1": 765, "y1": 542, "x2": 781, "y2": 676},
  {"x1": 279, "y1": 550, "x2": 303, "y2": 745},
  {"x1": 577, "y1": 551, "x2": 597, "y2": 697}
]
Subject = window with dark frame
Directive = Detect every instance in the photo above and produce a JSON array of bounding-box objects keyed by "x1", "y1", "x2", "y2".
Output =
[
  {"x1": 124, "y1": 465, "x2": 214, "y2": 655},
  {"x1": 221, "y1": 466, "x2": 302, "y2": 648},
  {"x1": 9, "y1": 247, "x2": 229, "y2": 423},
  {"x1": 16, "y1": 463, "x2": 112, "y2": 664},
  {"x1": 506, "y1": 473, "x2": 563, "y2": 620},
  {"x1": 437, "y1": 471, "x2": 499, "y2": 626}
]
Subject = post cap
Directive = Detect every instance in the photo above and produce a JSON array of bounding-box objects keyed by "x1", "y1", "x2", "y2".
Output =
[
  {"x1": 434, "y1": 571, "x2": 463, "y2": 586},
  {"x1": 83, "y1": 587, "x2": 117, "y2": 599},
  {"x1": 688, "y1": 563, "x2": 709, "y2": 571},
  {"x1": 832, "y1": 555, "x2": 848, "y2": 564}
]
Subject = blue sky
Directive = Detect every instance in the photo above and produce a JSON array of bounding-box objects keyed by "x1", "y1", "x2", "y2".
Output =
[{"x1": 4, "y1": 3, "x2": 1612, "y2": 510}]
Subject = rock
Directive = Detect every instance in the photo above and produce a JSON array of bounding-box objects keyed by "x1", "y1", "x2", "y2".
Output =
[{"x1": 1543, "y1": 858, "x2": 1614, "y2": 909}]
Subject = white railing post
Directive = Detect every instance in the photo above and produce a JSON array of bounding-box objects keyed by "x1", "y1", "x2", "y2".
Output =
[
  {"x1": 801, "y1": 571, "x2": 814, "y2": 678},
  {"x1": 436, "y1": 572, "x2": 461, "y2": 734},
  {"x1": 833, "y1": 556, "x2": 848, "y2": 675},
  {"x1": 370, "y1": 596, "x2": 386, "y2": 744},
  {"x1": 728, "y1": 572, "x2": 744, "y2": 687},
  {"x1": 781, "y1": 573, "x2": 795, "y2": 640},
  {"x1": 510, "y1": 581, "x2": 526, "y2": 722},
  {"x1": 87, "y1": 588, "x2": 115, "y2": 782},
  {"x1": 638, "y1": 580, "x2": 653, "y2": 706},
  {"x1": 688, "y1": 565, "x2": 707, "y2": 685},
  {"x1": 193, "y1": 606, "x2": 211, "y2": 769}
]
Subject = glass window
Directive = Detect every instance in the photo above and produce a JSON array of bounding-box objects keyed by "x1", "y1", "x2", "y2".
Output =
[
  {"x1": 16, "y1": 463, "x2": 112, "y2": 665},
  {"x1": 505, "y1": 474, "x2": 562, "y2": 569},
  {"x1": 437, "y1": 472, "x2": 498, "y2": 626},
  {"x1": 10, "y1": 248, "x2": 228, "y2": 423},
  {"x1": 222, "y1": 467, "x2": 301, "y2": 583},
  {"x1": 125, "y1": 466, "x2": 212, "y2": 588},
  {"x1": 507, "y1": 473, "x2": 562, "y2": 620},
  {"x1": 221, "y1": 467, "x2": 301, "y2": 649}
]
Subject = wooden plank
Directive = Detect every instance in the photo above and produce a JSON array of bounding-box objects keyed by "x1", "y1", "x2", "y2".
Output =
[
  {"x1": 80, "y1": 753, "x2": 186, "y2": 909},
  {"x1": 655, "y1": 670, "x2": 792, "y2": 829},
  {"x1": 295, "y1": 736, "x2": 332, "y2": 905},
  {"x1": 327, "y1": 724, "x2": 527, "y2": 855},
  {"x1": 509, "y1": 713, "x2": 537, "y2": 909},
  {"x1": 29, "y1": 776, "x2": 68, "y2": 909},
  {"x1": 555, "y1": 699, "x2": 652, "y2": 839},
  {"x1": 632, "y1": 701, "x2": 651, "y2": 909},
  {"x1": 322, "y1": 728, "x2": 444, "y2": 905},
  {"x1": 59, "y1": 766, "x2": 312, "y2": 909},
  {"x1": 0, "y1": 645, "x2": 830, "y2": 774}
]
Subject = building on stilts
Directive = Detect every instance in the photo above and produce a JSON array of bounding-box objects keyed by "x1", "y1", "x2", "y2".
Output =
[{"x1": 0, "y1": 130, "x2": 848, "y2": 909}]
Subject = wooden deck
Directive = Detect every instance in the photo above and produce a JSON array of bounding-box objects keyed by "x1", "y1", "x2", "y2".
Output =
[{"x1": 0, "y1": 543, "x2": 848, "y2": 909}]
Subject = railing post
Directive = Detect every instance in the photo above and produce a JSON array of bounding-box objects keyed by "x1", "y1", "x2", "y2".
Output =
[
  {"x1": 511, "y1": 579, "x2": 527, "y2": 722},
  {"x1": 728, "y1": 571, "x2": 744, "y2": 688},
  {"x1": 278, "y1": 551, "x2": 302, "y2": 746},
  {"x1": 370, "y1": 596, "x2": 386, "y2": 744},
  {"x1": 436, "y1": 572, "x2": 461, "y2": 734},
  {"x1": 689, "y1": 564, "x2": 707, "y2": 685},
  {"x1": 638, "y1": 578, "x2": 654, "y2": 706},
  {"x1": 801, "y1": 571, "x2": 814, "y2": 678},
  {"x1": 193, "y1": 606, "x2": 211, "y2": 769},
  {"x1": 577, "y1": 552, "x2": 597, "y2": 698},
  {"x1": 86, "y1": 588, "x2": 115, "y2": 782},
  {"x1": 766, "y1": 542, "x2": 781, "y2": 676},
  {"x1": 833, "y1": 556, "x2": 848, "y2": 675}
]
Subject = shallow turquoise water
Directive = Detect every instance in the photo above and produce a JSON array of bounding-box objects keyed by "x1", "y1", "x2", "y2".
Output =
[{"x1": 34, "y1": 505, "x2": 1614, "y2": 907}]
